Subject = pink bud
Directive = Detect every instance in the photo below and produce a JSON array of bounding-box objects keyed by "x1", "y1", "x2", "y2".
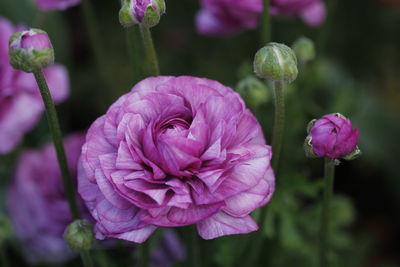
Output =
[
  {"x1": 20, "y1": 32, "x2": 52, "y2": 50},
  {"x1": 309, "y1": 114, "x2": 359, "y2": 159}
]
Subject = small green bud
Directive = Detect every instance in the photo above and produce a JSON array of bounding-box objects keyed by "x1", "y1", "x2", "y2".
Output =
[
  {"x1": 292, "y1": 37, "x2": 315, "y2": 63},
  {"x1": 63, "y1": 220, "x2": 94, "y2": 252},
  {"x1": 253, "y1": 42, "x2": 298, "y2": 83},
  {"x1": 236, "y1": 76, "x2": 270, "y2": 108},
  {"x1": 119, "y1": 0, "x2": 166, "y2": 28},
  {"x1": 8, "y1": 29, "x2": 54, "y2": 73}
]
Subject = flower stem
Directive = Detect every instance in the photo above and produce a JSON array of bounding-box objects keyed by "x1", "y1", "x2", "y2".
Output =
[
  {"x1": 126, "y1": 26, "x2": 144, "y2": 83},
  {"x1": 190, "y1": 226, "x2": 201, "y2": 267},
  {"x1": 32, "y1": 70, "x2": 80, "y2": 219},
  {"x1": 139, "y1": 241, "x2": 150, "y2": 267},
  {"x1": 80, "y1": 0, "x2": 108, "y2": 79},
  {"x1": 80, "y1": 252, "x2": 93, "y2": 267},
  {"x1": 139, "y1": 24, "x2": 160, "y2": 76},
  {"x1": 261, "y1": 0, "x2": 271, "y2": 44},
  {"x1": 271, "y1": 81, "x2": 285, "y2": 172},
  {"x1": 319, "y1": 158, "x2": 335, "y2": 267}
]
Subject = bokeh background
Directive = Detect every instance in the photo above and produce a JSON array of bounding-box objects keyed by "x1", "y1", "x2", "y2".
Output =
[{"x1": 1, "y1": 0, "x2": 400, "y2": 266}]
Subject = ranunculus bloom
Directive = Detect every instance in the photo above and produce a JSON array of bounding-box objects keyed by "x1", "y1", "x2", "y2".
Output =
[
  {"x1": 270, "y1": 0, "x2": 326, "y2": 27},
  {"x1": 196, "y1": 0, "x2": 263, "y2": 36},
  {"x1": 6, "y1": 134, "x2": 87, "y2": 263},
  {"x1": 0, "y1": 17, "x2": 69, "y2": 154},
  {"x1": 309, "y1": 114, "x2": 359, "y2": 159},
  {"x1": 78, "y1": 76, "x2": 275, "y2": 243},
  {"x1": 35, "y1": 0, "x2": 80, "y2": 11},
  {"x1": 196, "y1": 0, "x2": 325, "y2": 36}
]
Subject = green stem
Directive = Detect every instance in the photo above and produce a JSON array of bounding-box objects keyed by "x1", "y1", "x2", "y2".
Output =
[
  {"x1": 190, "y1": 226, "x2": 200, "y2": 267},
  {"x1": 139, "y1": 24, "x2": 160, "y2": 76},
  {"x1": 81, "y1": 0, "x2": 108, "y2": 78},
  {"x1": 33, "y1": 70, "x2": 80, "y2": 219},
  {"x1": 319, "y1": 158, "x2": 335, "y2": 267},
  {"x1": 139, "y1": 241, "x2": 150, "y2": 267},
  {"x1": 126, "y1": 26, "x2": 143, "y2": 83},
  {"x1": 0, "y1": 245, "x2": 9, "y2": 267},
  {"x1": 261, "y1": 0, "x2": 271, "y2": 44},
  {"x1": 271, "y1": 81, "x2": 285, "y2": 172},
  {"x1": 317, "y1": 0, "x2": 337, "y2": 54},
  {"x1": 80, "y1": 251, "x2": 93, "y2": 267}
]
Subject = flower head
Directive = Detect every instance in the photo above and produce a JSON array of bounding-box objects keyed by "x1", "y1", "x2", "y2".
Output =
[
  {"x1": 0, "y1": 17, "x2": 69, "y2": 154},
  {"x1": 35, "y1": 0, "x2": 80, "y2": 11},
  {"x1": 78, "y1": 76, "x2": 275, "y2": 242},
  {"x1": 6, "y1": 134, "x2": 88, "y2": 263},
  {"x1": 9, "y1": 29, "x2": 54, "y2": 72},
  {"x1": 119, "y1": 0, "x2": 166, "y2": 28},
  {"x1": 305, "y1": 113, "x2": 360, "y2": 159}
]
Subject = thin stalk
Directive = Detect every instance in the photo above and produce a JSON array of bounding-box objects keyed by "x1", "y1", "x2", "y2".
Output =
[
  {"x1": 0, "y1": 245, "x2": 9, "y2": 267},
  {"x1": 271, "y1": 81, "x2": 285, "y2": 172},
  {"x1": 80, "y1": 0, "x2": 108, "y2": 78},
  {"x1": 139, "y1": 24, "x2": 160, "y2": 76},
  {"x1": 319, "y1": 158, "x2": 335, "y2": 267},
  {"x1": 80, "y1": 251, "x2": 93, "y2": 267},
  {"x1": 189, "y1": 226, "x2": 200, "y2": 267},
  {"x1": 33, "y1": 70, "x2": 80, "y2": 218},
  {"x1": 139, "y1": 241, "x2": 150, "y2": 267},
  {"x1": 317, "y1": 0, "x2": 338, "y2": 55},
  {"x1": 126, "y1": 26, "x2": 143, "y2": 83},
  {"x1": 261, "y1": 0, "x2": 271, "y2": 44}
]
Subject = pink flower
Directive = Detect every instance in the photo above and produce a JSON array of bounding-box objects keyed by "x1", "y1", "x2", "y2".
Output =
[
  {"x1": 35, "y1": 0, "x2": 80, "y2": 11},
  {"x1": 78, "y1": 76, "x2": 275, "y2": 242},
  {"x1": 196, "y1": 0, "x2": 263, "y2": 36},
  {"x1": 6, "y1": 134, "x2": 87, "y2": 263},
  {"x1": 0, "y1": 17, "x2": 69, "y2": 154},
  {"x1": 270, "y1": 0, "x2": 326, "y2": 27},
  {"x1": 309, "y1": 114, "x2": 359, "y2": 159},
  {"x1": 196, "y1": 0, "x2": 325, "y2": 36}
]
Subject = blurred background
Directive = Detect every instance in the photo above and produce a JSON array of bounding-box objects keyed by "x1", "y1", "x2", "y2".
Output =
[{"x1": 1, "y1": 0, "x2": 400, "y2": 266}]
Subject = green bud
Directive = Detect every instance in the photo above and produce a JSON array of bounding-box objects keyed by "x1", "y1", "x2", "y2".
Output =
[
  {"x1": 236, "y1": 76, "x2": 270, "y2": 108},
  {"x1": 119, "y1": 0, "x2": 166, "y2": 28},
  {"x1": 63, "y1": 220, "x2": 94, "y2": 252},
  {"x1": 253, "y1": 42, "x2": 298, "y2": 83},
  {"x1": 292, "y1": 37, "x2": 315, "y2": 63},
  {"x1": 8, "y1": 29, "x2": 54, "y2": 73}
]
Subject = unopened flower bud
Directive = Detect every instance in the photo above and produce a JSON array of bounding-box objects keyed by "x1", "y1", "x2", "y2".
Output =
[
  {"x1": 0, "y1": 215, "x2": 12, "y2": 244},
  {"x1": 119, "y1": 0, "x2": 166, "y2": 28},
  {"x1": 236, "y1": 76, "x2": 270, "y2": 108},
  {"x1": 8, "y1": 29, "x2": 54, "y2": 73},
  {"x1": 305, "y1": 113, "x2": 360, "y2": 160},
  {"x1": 254, "y1": 42, "x2": 298, "y2": 83},
  {"x1": 292, "y1": 37, "x2": 315, "y2": 63},
  {"x1": 63, "y1": 220, "x2": 94, "y2": 252}
]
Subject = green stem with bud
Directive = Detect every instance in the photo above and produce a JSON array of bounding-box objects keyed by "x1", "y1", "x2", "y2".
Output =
[
  {"x1": 271, "y1": 81, "x2": 285, "y2": 172},
  {"x1": 139, "y1": 24, "x2": 160, "y2": 76},
  {"x1": 33, "y1": 70, "x2": 80, "y2": 220},
  {"x1": 261, "y1": 0, "x2": 271, "y2": 44},
  {"x1": 319, "y1": 158, "x2": 335, "y2": 267}
]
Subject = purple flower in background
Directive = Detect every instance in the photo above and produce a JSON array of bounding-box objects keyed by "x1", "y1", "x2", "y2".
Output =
[
  {"x1": 35, "y1": 0, "x2": 80, "y2": 11},
  {"x1": 6, "y1": 134, "x2": 87, "y2": 263},
  {"x1": 196, "y1": 0, "x2": 263, "y2": 36},
  {"x1": 150, "y1": 230, "x2": 186, "y2": 267},
  {"x1": 78, "y1": 76, "x2": 275, "y2": 242},
  {"x1": 196, "y1": 0, "x2": 325, "y2": 36},
  {"x1": 0, "y1": 17, "x2": 69, "y2": 154},
  {"x1": 270, "y1": 0, "x2": 326, "y2": 27},
  {"x1": 308, "y1": 113, "x2": 359, "y2": 159}
]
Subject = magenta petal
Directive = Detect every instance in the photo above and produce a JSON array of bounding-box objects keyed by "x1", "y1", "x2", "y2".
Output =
[
  {"x1": 196, "y1": 212, "x2": 259, "y2": 239},
  {"x1": 108, "y1": 225, "x2": 157, "y2": 243}
]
